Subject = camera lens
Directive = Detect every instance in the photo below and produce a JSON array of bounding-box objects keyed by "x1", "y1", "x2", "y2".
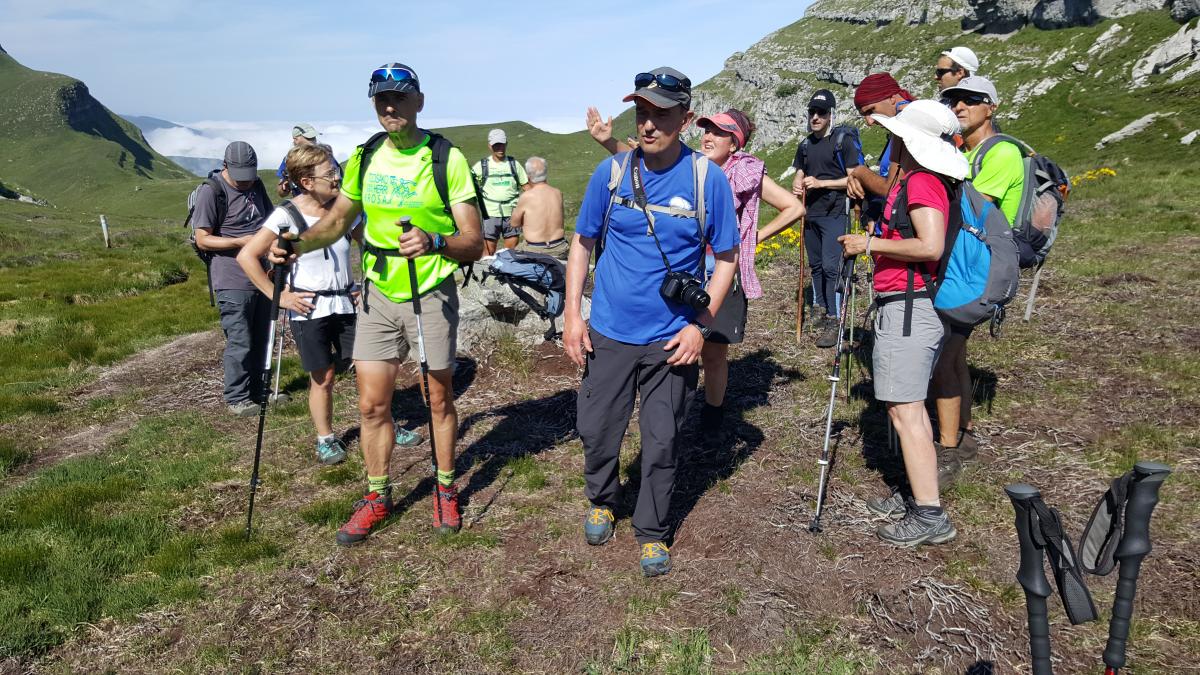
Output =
[{"x1": 682, "y1": 284, "x2": 710, "y2": 309}]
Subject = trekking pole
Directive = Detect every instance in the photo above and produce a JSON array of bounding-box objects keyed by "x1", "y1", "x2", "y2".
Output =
[
  {"x1": 400, "y1": 217, "x2": 441, "y2": 526},
  {"x1": 809, "y1": 254, "x2": 855, "y2": 533},
  {"x1": 269, "y1": 318, "x2": 289, "y2": 404},
  {"x1": 246, "y1": 224, "x2": 291, "y2": 539},
  {"x1": 1006, "y1": 483, "x2": 1055, "y2": 675},
  {"x1": 1103, "y1": 461, "x2": 1171, "y2": 675},
  {"x1": 795, "y1": 218, "x2": 807, "y2": 342}
]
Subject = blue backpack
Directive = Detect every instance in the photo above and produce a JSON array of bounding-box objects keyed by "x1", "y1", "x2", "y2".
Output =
[
  {"x1": 482, "y1": 249, "x2": 567, "y2": 339},
  {"x1": 890, "y1": 171, "x2": 1020, "y2": 336}
]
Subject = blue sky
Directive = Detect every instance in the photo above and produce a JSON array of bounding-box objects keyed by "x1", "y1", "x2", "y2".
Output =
[{"x1": 1, "y1": 0, "x2": 813, "y2": 159}]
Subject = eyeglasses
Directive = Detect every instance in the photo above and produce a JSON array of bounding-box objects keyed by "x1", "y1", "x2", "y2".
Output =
[
  {"x1": 634, "y1": 72, "x2": 690, "y2": 93},
  {"x1": 309, "y1": 171, "x2": 341, "y2": 186},
  {"x1": 935, "y1": 67, "x2": 961, "y2": 78},
  {"x1": 943, "y1": 92, "x2": 992, "y2": 106},
  {"x1": 371, "y1": 66, "x2": 417, "y2": 84},
  {"x1": 808, "y1": 108, "x2": 830, "y2": 117}
]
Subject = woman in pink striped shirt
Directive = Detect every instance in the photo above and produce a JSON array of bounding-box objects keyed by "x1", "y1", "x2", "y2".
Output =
[{"x1": 585, "y1": 107, "x2": 805, "y2": 436}]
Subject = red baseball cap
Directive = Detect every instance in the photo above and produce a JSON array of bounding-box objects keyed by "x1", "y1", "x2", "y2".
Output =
[{"x1": 696, "y1": 111, "x2": 747, "y2": 149}]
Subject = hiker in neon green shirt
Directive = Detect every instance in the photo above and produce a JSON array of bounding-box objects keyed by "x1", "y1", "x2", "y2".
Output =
[
  {"x1": 472, "y1": 128, "x2": 530, "y2": 255},
  {"x1": 278, "y1": 62, "x2": 483, "y2": 546},
  {"x1": 930, "y1": 75, "x2": 1020, "y2": 486}
]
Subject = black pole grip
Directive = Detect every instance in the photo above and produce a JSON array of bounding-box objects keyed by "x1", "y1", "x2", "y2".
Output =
[
  {"x1": 1103, "y1": 461, "x2": 1171, "y2": 671},
  {"x1": 1006, "y1": 483, "x2": 1054, "y2": 675},
  {"x1": 399, "y1": 217, "x2": 422, "y2": 310}
]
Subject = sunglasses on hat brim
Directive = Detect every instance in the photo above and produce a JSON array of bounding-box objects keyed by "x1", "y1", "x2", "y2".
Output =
[{"x1": 634, "y1": 72, "x2": 690, "y2": 93}]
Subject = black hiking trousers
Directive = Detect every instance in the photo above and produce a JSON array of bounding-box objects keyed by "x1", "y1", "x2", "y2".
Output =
[{"x1": 577, "y1": 328, "x2": 697, "y2": 544}]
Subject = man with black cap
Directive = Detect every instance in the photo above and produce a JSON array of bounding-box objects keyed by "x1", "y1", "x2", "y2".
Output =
[
  {"x1": 790, "y1": 89, "x2": 861, "y2": 348},
  {"x1": 192, "y1": 141, "x2": 275, "y2": 416},
  {"x1": 276, "y1": 63, "x2": 483, "y2": 547},
  {"x1": 564, "y1": 66, "x2": 739, "y2": 578}
]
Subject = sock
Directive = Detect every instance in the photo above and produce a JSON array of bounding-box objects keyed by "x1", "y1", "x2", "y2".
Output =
[
  {"x1": 368, "y1": 475, "x2": 390, "y2": 495},
  {"x1": 914, "y1": 503, "x2": 944, "y2": 516},
  {"x1": 318, "y1": 434, "x2": 336, "y2": 444},
  {"x1": 436, "y1": 469, "x2": 455, "y2": 488}
]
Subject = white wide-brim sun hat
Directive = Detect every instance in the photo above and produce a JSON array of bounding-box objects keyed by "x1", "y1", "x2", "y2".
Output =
[{"x1": 870, "y1": 100, "x2": 968, "y2": 180}]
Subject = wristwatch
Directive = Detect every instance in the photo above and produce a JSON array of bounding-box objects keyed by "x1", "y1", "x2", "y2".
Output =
[
  {"x1": 430, "y1": 232, "x2": 447, "y2": 251},
  {"x1": 690, "y1": 321, "x2": 713, "y2": 340}
]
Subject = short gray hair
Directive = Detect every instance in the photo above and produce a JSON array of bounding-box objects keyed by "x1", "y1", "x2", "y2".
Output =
[{"x1": 525, "y1": 156, "x2": 548, "y2": 183}]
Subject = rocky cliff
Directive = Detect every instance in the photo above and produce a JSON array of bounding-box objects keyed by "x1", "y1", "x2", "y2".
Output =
[{"x1": 686, "y1": 0, "x2": 1199, "y2": 169}]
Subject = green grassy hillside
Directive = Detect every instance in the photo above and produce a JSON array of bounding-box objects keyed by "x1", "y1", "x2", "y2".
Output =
[{"x1": 0, "y1": 48, "x2": 192, "y2": 211}]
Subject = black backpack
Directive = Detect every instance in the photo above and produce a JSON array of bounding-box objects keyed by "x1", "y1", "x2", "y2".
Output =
[
  {"x1": 478, "y1": 155, "x2": 521, "y2": 212},
  {"x1": 184, "y1": 170, "x2": 272, "y2": 306},
  {"x1": 355, "y1": 130, "x2": 485, "y2": 291},
  {"x1": 791, "y1": 125, "x2": 864, "y2": 175}
]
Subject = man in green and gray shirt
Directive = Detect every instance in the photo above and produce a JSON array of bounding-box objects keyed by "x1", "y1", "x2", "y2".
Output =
[{"x1": 472, "y1": 128, "x2": 530, "y2": 255}]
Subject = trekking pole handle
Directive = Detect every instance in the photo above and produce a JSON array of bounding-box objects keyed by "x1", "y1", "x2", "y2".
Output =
[
  {"x1": 1103, "y1": 461, "x2": 1171, "y2": 672},
  {"x1": 1006, "y1": 483, "x2": 1054, "y2": 675},
  {"x1": 275, "y1": 223, "x2": 295, "y2": 262}
]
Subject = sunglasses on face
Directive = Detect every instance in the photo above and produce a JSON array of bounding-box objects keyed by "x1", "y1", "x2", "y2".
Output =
[
  {"x1": 808, "y1": 108, "x2": 829, "y2": 117},
  {"x1": 370, "y1": 66, "x2": 417, "y2": 84},
  {"x1": 634, "y1": 72, "x2": 690, "y2": 93},
  {"x1": 935, "y1": 67, "x2": 961, "y2": 78},
  {"x1": 945, "y1": 93, "x2": 991, "y2": 106}
]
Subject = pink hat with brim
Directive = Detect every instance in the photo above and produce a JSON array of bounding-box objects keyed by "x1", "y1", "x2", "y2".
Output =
[{"x1": 696, "y1": 112, "x2": 746, "y2": 149}]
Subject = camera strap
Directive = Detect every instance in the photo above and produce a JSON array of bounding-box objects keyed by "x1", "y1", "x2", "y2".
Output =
[{"x1": 630, "y1": 152, "x2": 676, "y2": 274}]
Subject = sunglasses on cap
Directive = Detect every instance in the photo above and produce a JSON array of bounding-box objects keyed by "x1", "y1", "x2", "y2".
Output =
[
  {"x1": 935, "y1": 67, "x2": 961, "y2": 78},
  {"x1": 944, "y1": 92, "x2": 992, "y2": 106},
  {"x1": 634, "y1": 72, "x2": 690, "y2": 93},
  {"x1": 370, "y1": 66, "x2": 417, "y2": 84}
]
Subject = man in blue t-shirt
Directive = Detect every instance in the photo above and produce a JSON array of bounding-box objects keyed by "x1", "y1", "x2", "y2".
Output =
[{"x1": 563, "y1": 67, "x2": 739, "y2": 579}]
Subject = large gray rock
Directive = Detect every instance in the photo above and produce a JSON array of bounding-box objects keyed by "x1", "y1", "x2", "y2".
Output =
[
  {"x1": 806, "y1": 0, "x2": 970, "y2": 25},
  {"x1": 963, "y1": 0, "x2": 1165, "y2": 33},
  {"x1": 1174, "y1": 0, "x2": 1200, "y2": 21},
  {"x1": 1131, "y1": 19, "x2": 1200, "y2": 86},
  {"x1": 456, "y1": 271, "x2": 588, "y2": 355}
]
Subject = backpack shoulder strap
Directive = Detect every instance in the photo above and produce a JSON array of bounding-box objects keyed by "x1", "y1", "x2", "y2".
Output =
[
  {"x1": 202, "y1": 174, "x2": 228, "y2": 231},
  {"x1": 427, "y1": 132, "x2": 453, "y2": 216},
  {"x1": 598, "y1": 151, "x2": 634, "y2": 255},
  {"x1": 508, "y1": 156, "x2": 520, "y2": 184},
  {"x1": 693, "y1": 151, "x2": 708, "y2": 236},
  {"x1": 479, "y1": 156, "x2": 490, "y2": 183},
  {"x1": 972, "y1": 133, "x2": 1031, "y2": 178},
  {"x1": 252, "y1": 178, "x2": 274, "y2": 217},
  {"x1": 356, "y1": 131, "x2": 389, "y2": 196},
  {"x1": 278, "y1": 199, "x2": 306, "y2": 235}
]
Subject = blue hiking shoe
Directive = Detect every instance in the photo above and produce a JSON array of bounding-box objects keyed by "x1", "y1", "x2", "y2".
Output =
[
  {"x1": 640, "y1": 542, "x2": 671, "y2": 577},
  {"x1": 316, "y1": 436, "x2": 347, "y2": 465},
  {"x1": 583, "y1": 506, "x2": 614, "y2": 546},
  {"x1": 394, "y1": 425, "x2": 424, "y2": 447}
]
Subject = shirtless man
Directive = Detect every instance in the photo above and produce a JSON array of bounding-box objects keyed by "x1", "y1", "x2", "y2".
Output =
[{"x1": 511, "y1": 156, "x2": 567, "y2": 261}]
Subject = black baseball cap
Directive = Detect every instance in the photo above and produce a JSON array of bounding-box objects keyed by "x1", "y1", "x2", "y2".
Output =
[
  {"x1": 223, "y1": 141, "x2": 258, "y2": 182},
  {"x1": 368, "y1": 63, "x2": 420, "y2": 98},
  {"x1": 808, "y1": 89, "x2": 836, "y2": 112}
]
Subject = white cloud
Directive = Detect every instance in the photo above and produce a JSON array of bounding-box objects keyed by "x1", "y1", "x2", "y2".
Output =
[{"x1": 145, "y1": 117, "x2": 587, "y2": 165}]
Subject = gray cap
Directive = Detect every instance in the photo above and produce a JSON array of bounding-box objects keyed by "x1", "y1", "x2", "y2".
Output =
[
  {"x1": 292, "y1": 123, "x2": 317, "y2": 140},
  {"x1": 488, "y1": 128, "x2": 507, "y2": 146},
  {"x1": 623, "y1": 67, "x2": 692, "y2": 109},
  {"x1": 223, "y1": 141, "x2": 258, "y2": 182},
  {"x1": 941, "y1": 76, "x2": 1000, "y2": 106}
]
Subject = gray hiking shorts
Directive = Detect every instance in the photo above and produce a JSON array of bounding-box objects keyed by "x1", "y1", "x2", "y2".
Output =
[
  {"x1": 483, "y1": 216, "x2": 518, "y2": 241},
  {"x1": 872, "y1": 294, "x2": 944, "y2": 403}
]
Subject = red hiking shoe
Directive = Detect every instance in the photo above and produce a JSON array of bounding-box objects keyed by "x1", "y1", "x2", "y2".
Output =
[
  {"x1": 432, "y1": 484, "x2": 462, "y2": 534},
  {"x1": 335, "y1": 490, "x2": 392, "y2": 546}
]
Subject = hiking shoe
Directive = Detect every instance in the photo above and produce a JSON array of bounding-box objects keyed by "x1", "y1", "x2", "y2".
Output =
[
  {"x1": 640, "y1": 542, "x2": 672, "y2": 577},
  {"x1": 432, "y1": 484, "x2": 462, "y2": 534},
  {"x1": 336, "y1": 490, "x2": 393, "y2": 546},
  {"x1": 815, "y1": 316, "x2": 840, "y2": 349},
  {"x1": 877, "y1": 506, "x2": 957, "y2": 548},
  {"x1": 699, "y1": 403, "x2": 725, "y2": 439},
  {"x1": 956, "y1": 429, "x2": 979, "y2": 464},
  {"x1": 584, "y1": 506, "x2": 615, "y2": 546},
  {"x1": 228, "y1": 400, "x2": 260, "y2": 417},
  {"x1": 866, "y1": 490, "x2": 908, "y2": 519},
  {"x1": 316, "y1": 437, "x2": 347, "y2": 465},
  {"x1": 936, "y1": 442, "x2": 964, "y2": 489},
  {"x1": 394, "y1": 425, "x2": 424, "y2": 447}
]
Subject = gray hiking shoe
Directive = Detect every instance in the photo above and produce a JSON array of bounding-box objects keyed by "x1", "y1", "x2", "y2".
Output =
[
  {"x1": 815, "y1": 316, "x2": 840, "y2": 349},
  {"x1": 877, "y1": 506, "x2": 957, "y2": 548},
  {"x1": 228, "y1": 400, "x2": 260, "y2": 417},
  {"x1": 866, "y1": 490, "x2": 907, "y2": 519}
]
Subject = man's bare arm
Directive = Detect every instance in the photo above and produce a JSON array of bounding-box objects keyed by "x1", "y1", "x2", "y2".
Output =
[{"x1": 296, "y1": 194, "x2": 361, "y2": 254}]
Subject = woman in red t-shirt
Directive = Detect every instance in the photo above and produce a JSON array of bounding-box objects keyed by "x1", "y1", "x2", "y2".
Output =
[{"x1": 838, "y1": 100, "x2": 968, "y2": 548}]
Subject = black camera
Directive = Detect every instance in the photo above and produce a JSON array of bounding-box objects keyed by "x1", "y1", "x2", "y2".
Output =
[{"x1": 660, "y1": 271, "x2": 710, "y2": 310}]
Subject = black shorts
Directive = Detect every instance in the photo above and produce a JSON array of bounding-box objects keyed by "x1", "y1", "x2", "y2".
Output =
[
  {"x1": 291, "y1": 313, "x2": 356, "y2": 373},
  {"x1": 707, "y1": 274, "x2": 747, "y2": 345}
]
